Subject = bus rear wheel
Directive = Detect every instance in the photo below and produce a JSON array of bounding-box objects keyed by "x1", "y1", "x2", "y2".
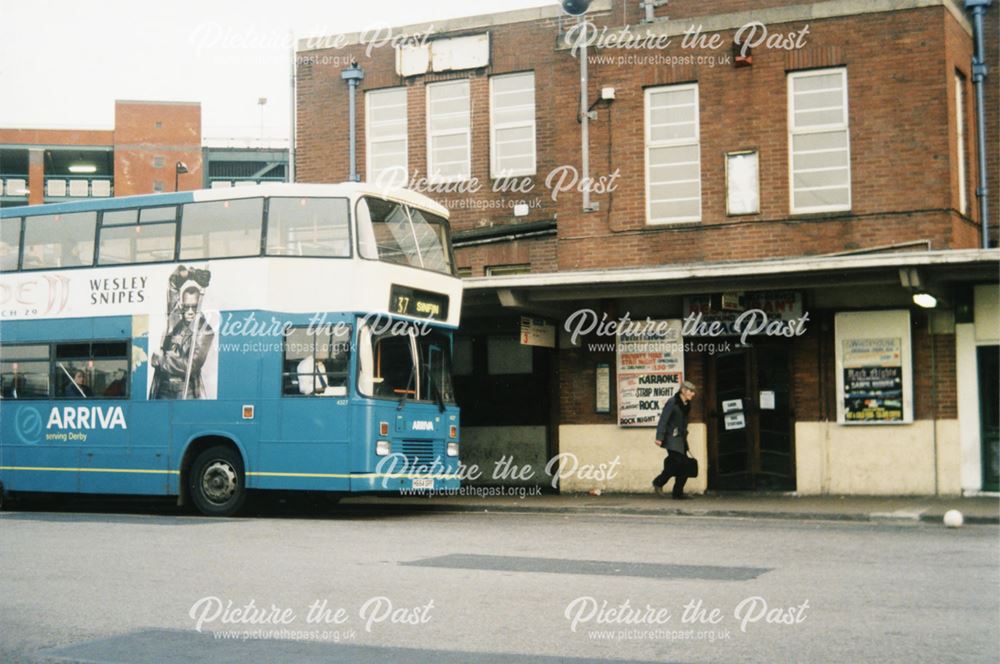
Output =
[{"x1": 188, "y1": 446, "x2": 246, "y2": 517}]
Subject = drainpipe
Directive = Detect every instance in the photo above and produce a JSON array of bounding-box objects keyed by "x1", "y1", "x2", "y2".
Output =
[
  {"x1": 341, "y1": 61, "x2": 364, "y2": 182},
  {"x1": 965, "y1": 0, "x2": 992, "y2": 247},
  {"x1": 289, "y1": 30, "x2": 297, "y2": 183},
  {"x1": 579, "y1": 16, "x2": 598, "y2": 213},
  {"x1": 930, "y1": 318, "x2": 939, "y2": 495}
]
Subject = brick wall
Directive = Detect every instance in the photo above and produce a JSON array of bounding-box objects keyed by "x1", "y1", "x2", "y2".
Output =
[
  {"x1": 297, "y1": 1, "x2": 982, "y2": 270},
  {"x1": 0, "y1": 129, "x2": 114, "y2": 146},
  {"x1": 912, "y1": 311, "x2": 959, "y2": 420},
  {"x1": 113, "y1": 101, "x2": 202, "y2": 196},
  {"x1": 455, "y1": 236, "x2": 557, "y2": 276}
]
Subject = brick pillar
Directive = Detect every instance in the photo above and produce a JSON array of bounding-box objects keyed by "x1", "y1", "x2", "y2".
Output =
[{"x1": 27, "y1": 148, "x2": 44, "y2": 205}]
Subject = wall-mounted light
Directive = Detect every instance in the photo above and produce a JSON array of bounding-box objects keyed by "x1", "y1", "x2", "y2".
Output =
[
  {"x1": 68, "y1": 164, "x2": 97, "y2": 174},
  {"x1": 912, "y1": 292, "x2": 938, "y2": 308}
]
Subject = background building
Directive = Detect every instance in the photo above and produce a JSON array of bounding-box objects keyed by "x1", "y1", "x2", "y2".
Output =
[
  {"x1": 297, "y1": 0, "x2": 994, "y2": 494},
  {"x1": 0, "y1": 100, "x2": 289, "y2": 207}
]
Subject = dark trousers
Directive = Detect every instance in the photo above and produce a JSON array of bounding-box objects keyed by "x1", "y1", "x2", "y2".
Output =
[{"x1": 652, "y1": 450, "x2": 689, "y2": 497}]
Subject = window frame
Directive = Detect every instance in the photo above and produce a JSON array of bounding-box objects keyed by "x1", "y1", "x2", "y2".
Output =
[
  {"x1": 489, "y1": 71, "x2": 537, "y2": 179},
  {"x1": 357, "y1": 324, "x2": 456, "y2": 405},
  {"x1": 725, "y1": 150, "x2": 760, "y2": 216},
  {"x1": 365, "y1": 87, "x2": 409, "y2": 187},
  {"x1": 0, "y1": 340, "x2": 130, "y2": 400},
  {"x1": 425, "y1": 79, "x2": 472, "y2": 184},
  {"x1": 178, "y1": 196, "x2": 265, "y2": 261},
  {"x1": 955, "y1": 71, "x2": 969, "y2": 216},
  {"x1": 644, "y1": 82, "x2": 702, "y2": 225},
  {"x1": 264, "y1": 196, "x2": 353, "y2": 259},
  {"x1": 52, "y1": 340, "x2": 130, "y2": 400},
  {"x1": 0, "y1": 343, "x2": 52, "y2": 400},
  {"x1": 354, "y1": 196, "x2": 456, "y2": 277},
  {"x1": 0, "y1": 216, "x2": 23, "y2": 272},
  {"x1": 787, "y1": 67, "x2": 852, "y2": 215},
  {"x1": 96, "y1": 205, "x2": 179, "y2": 266},
  {"x1": 20, "y1": 210, "x2": 98, "y2": 271},
  {"x1": 280, "y1": 325, "x2": 353, "y2": 398}
]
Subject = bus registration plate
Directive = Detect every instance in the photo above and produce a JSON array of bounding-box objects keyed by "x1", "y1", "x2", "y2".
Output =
[{"x1": 412, "y1": 478, "x2": 434, "y2": 490}]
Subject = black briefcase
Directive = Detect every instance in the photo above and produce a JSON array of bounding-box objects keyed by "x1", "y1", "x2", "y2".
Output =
[{"x1": 685, "y1": 455, "x2": 699, "y2": 478}]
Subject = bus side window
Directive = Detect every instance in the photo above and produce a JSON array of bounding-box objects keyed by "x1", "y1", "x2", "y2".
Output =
[
  {"x1": 53, "y1": 341, "x2": 129, "y2": 399},
  {"x1": 282, "y1": 326, "x2": 351, "y2": 397},
  {"x1": 0, "y1": 217, "x2": 21, "y2": 271},
  {"x1": 0, "y1": 344, "x2": 51, "y2": 399},
  {"x1": 22, "y1": 212, "x2": 96, "y2": 269},
  {"x1": 266, "y1": 197, "x2": 350, "y2": 258}
]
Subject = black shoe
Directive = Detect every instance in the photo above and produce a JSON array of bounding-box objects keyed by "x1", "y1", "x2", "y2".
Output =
[
  {"x1": 672, "y1": 494, "x2": 692, "y2": 501},
  {"x1": 652, "y1": 484, "x2": 663, "y2": 497}
]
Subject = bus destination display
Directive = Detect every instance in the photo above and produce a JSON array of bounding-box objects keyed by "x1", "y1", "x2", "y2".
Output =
[{"x1": 389, "y1": 285, "x2": 449, "y2": 320}]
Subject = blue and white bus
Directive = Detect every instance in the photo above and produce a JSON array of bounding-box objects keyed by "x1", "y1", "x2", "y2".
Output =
[{"x1": 0, "y1": 183, "x2": 462, "y2": 515}]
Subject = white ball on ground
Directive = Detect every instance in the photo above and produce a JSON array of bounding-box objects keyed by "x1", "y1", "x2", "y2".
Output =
[{"x1": 943, "y1": 509, "x2": 964, "y2": 528}]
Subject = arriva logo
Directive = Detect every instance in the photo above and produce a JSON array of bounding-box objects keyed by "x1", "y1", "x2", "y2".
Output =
[
  {"x1": 47, "y1": 406, "x2": 127, "y2": 430},
  {"x1": 411, "y1": 421, "x2": 434, "y2": 431}
]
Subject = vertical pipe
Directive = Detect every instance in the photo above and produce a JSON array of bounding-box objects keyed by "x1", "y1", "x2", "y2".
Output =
[
  {"x1": 341, "y1": 63, "x2": 365, "y2": 183},
  {"x1": 579, "y1": 15, "x2": 593, "y2": 212},
  {"x1": 930, "y1": 317, "x2": 939, "y2": 495},
  {"x1": 965, "y1": 0, "x2": 992, "y2": 247},
  {"x1": 348, "y1": 80, "x2": 357, "y2": 182},
  {"x1": 289, "y1": 30, "x2": 296, "y2": 183}
]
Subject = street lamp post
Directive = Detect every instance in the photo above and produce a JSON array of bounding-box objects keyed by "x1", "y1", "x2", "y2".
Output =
[{"x1": 175, "y1": 161, "x2": 189, "y2": 192}]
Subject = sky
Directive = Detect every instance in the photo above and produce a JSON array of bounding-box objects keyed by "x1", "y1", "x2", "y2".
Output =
[{"x1": 0, "y1": 0, "x2": 553, "y2": 145}]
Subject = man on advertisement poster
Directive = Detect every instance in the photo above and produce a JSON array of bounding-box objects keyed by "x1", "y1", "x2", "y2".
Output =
[{"x1": 149, "y1": 266, "x2": 216, "y2": 400}]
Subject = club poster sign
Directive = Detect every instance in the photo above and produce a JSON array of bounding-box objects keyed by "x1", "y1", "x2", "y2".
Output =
[
  {"x1": 616, "y1": 319, "x2": 684, "y2": 427},
  {"x1": 842, "y1": 338, "x2": 903, "y2": 422},
  {"x1": 835, "y1": 311, "x2": 912, "y2": 425}
]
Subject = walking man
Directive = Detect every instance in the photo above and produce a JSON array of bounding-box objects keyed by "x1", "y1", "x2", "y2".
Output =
[{"x1": 652, "y1": 380, "x2": 697, "y2": 500}]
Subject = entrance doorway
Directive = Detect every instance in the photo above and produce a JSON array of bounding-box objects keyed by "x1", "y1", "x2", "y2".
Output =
[
  {"x1": 979, "y1": 345, "x2": 999, "y2": 492},
  {"x1": 708, "y1": 344, "x2": 796, "y2": 491}
]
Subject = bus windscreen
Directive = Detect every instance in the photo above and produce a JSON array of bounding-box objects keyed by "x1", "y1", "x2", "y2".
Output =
[{"x1": 359, "y1": 197, "x2": 454, "y2": 275}]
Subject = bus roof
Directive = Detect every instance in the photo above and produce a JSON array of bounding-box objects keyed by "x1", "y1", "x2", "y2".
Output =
[{"x1": 0, "y1": 182, "x2": 450, "y2": 220}]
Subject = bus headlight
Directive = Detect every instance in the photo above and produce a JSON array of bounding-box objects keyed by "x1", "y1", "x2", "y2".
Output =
[
  {"x1": 376, "y1": 440, "x2": 391, "y2": 456},
  {"x1": 447, "y1": 442, "x2": 459, "y2": 457}
]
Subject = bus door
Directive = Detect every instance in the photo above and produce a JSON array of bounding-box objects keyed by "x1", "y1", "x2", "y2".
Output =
[{"x1": 359, "y1": 324, "x2": 456, "y2": 476}]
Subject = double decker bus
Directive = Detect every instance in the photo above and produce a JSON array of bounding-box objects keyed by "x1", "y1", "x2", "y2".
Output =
[{"x1": 0, "y1": 183, "x2": 462, "y2": 515}]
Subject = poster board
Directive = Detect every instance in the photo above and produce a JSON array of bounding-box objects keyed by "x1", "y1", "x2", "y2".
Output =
[
  {"x1": 616, "y1": 319, "x2": 684, "y2": 427},
  {"x1": 835, "y1": 311, "x2": 912, "y2": 424}
]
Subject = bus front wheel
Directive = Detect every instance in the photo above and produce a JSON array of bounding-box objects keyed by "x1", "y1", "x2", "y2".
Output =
[{"x1": 188, "y1": 446, "x2": 246, "y2": 517}]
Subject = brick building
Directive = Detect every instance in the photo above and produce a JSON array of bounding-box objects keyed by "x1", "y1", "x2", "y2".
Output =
[
  {"x1": 0, "y1": 101, "x2": 203, "y2": 206},
  {"x1": 296, "y1": 0, "x2": 999, "y2": 494},
  {"x1": 0, "y1": 101, "x2": 289, "y2": 207}
]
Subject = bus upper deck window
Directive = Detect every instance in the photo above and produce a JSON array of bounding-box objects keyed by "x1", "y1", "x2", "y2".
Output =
[
  {"x1": 22, "y1": 211, "x2": 96, "y2": 269},
  {"x1": 179, "y1": 198, "x2": 263, "y2": 260},
  {"x1": 0, "y1": 217, "x2": 21, "y2": 271},
  {"x1": 266, "y1": 197, "x2": 350, "y2": 258}
]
